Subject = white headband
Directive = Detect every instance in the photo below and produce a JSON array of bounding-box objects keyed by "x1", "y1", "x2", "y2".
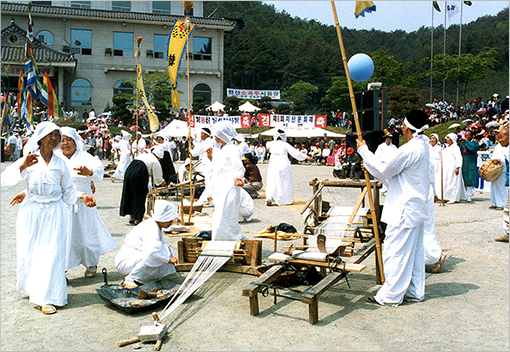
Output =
[{"x1": 404, "y1": 117, "x2": 429, "y2": 137}]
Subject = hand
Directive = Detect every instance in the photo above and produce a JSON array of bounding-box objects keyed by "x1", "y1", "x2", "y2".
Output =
[
  {"x1": 234, "y1": 177, "x2": 244, "y2": 187},
  {"x1": 80, "y1": 194, "x2": 96, "y2": 207},
  {"x1": 160, "y1": 181, "x2": 167, "y2": 186},
  {"x1": 454, "y1": 167, "x2": 460, "y2": 176},
  {"x1": 360, "y1": 161, "x2": 366, "y2": 172},
  {"x1": 74, "y1": 166, "x2": 93, "y2": 176},
  {"x1": 491, "y1": 159, "x2": 501, "y2": 165},
  {"x1": 206, "y1": 148, "x2": 213, "y2": 161},
  {"x1": 356, "y1": 139, "x2": 366, "y2": 149},
  {"x1": 90, "y1": 182, "x2": 96, "y2": 194},
  {"x1": 20, "y1": 154, "x2": 39, "y2": 172},
  {"x1": 10, "y1": 192, "x2": 26, "y2": 206},
  {"x1": 307, "y1": 156, "x2": 313, "y2": 162},
  {"x1": 168, "y1": 257, "x2": 178, "y2": 265}
]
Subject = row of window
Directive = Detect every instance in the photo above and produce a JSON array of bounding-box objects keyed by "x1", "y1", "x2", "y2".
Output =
[
  {"x1": 31, "y1": 1, "x2": 190, "y2": 16},
  {"x1": 37, "y1": 30, "x2": 212, "y2": 60},
  {"x1": 71, "y1": 79, "x2": 212, "y2": 106}
]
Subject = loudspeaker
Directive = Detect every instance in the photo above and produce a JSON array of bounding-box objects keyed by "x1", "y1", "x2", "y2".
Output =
[
  {"x1": 352, "y1": 89, "x2": 387, "y2": 132},
  {"x1": 345, "y1": 131, "x2": 385, "y2": 154}
]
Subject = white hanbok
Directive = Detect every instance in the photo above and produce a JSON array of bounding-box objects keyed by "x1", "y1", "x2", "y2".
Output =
[
  {"x1": 266, "y1": 140, "x2": 308, "y2": 205},
  {"x1": 57, "y1": 149, "x2": 118, "y2": 271},
  {"x1": 1, "y1": 154, "x2": 83, "y2": 306},
  {"x1": 210, "y1": 142, "x2": 246, "y2": 241},
  {"x1": 132, "y1": 137, "x2": 147, "y2": 157},
  {"x1": 112, "y1": 137, "x2": 132, "y2": 180},
  {"x1": 490, "y1": 143, "x2": 509, "y2": 208},
  {"x1": 115, "y1": 219, "x2": 176, "y2": 283},
  {"x1": 424, "y1": 162, "x2": 442, "y2": 265},
  {"x1": 429, "y1": 143, "x2": 442, "y2": 197},
  {"x1": 191, "y1": 137, "x2": 214, "y2": 203},
  {"x1": 375, "y1": 142, "x2": 398, "y2": 163},
  {"x1": 358, "y1": 134, "x2": 430, "y2": 305},
  {"x1": 442, "y1": 143, "x2": 466, "y2": 202},
  {"x1": 238, "y1": 187, "x2": 255, "y2": 222}
]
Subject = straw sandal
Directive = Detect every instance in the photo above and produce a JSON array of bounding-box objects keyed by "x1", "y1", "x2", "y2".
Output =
[
  {"x1": 431, "y1": 253, "x2": 447, "y2": 273},
  {"x1": 37, "y1": 305, "x2": 57, "y2": 315},
  {"x1": 84, "y1": 266, "x2": 97, "y2": 278}
]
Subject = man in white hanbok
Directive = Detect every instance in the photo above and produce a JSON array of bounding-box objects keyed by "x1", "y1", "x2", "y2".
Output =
[
  {"x1": 2, "y1": 122, "x2": 96, "y2": 315},
  {"x1": 357, "y1": 109, "x2": 431, "y2": 306},
  {"x1": 190, "y1": 128, "x2": 214, "y2": 205},
  {"x1": 58, "y1": 127, "x2": 118, "y2": 278},
  {"x1": 131, "y1": 131, "x2": 147, "y2": 158},
  {"x1": 490, "y1": 125, "x2": 509, "y2": 210},
  {"x1": 208, "y1": 121, "x2": 247, "y2": 241},
  {"x1": 442, "y1": 133, "x2": 467, "y2": 204},
  {"x1": 265, "y1": 130, "x2": 312, "y2": 206},
  {"x1": 429, "y1": 134, "x2": 443, "y2": 200},
  {"x1": 112, "y1": 130, "x2": 133, "y2": 182},
  {"x1": 116, "y1": 200, "x2": 179, "y2": 288},
  {"x1": 375, "y1": 134, "x2": 398, "y2": 162}
]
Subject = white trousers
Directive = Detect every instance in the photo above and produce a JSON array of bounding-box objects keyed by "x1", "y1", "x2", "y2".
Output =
[{"x1": 375, "y1": 223, "x2": 425, "y2": 305}]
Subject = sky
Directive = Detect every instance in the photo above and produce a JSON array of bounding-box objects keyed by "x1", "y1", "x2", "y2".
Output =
[{"x1": 263, "y1": 1, "x2": 509, "y2": 33}]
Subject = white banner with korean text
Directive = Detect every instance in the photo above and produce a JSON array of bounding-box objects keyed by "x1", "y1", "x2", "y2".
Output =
[{"x1": 226, "y1": 88, "x2": 280, "y2": 100}]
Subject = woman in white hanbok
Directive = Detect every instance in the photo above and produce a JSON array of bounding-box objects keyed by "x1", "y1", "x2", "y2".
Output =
[
  {"x1": 112, "y1": 130, "x2": 132, "y2": 181},
  {"x1": 1, "y1": 122, "x2": 96, "y2": 315},
  {"x1": 265, "y1": 130, "x2": 311, "y2": 206},
  {"x1": 442, "y1": 133, "x2": 467, "y2": 203},
  {"x1": 429, "y1": 134, "x2": 443, "y2": 199},
  {"x1": 209, "y1": 121, "x2": 247, "y2": 241},
  {"x1": 58, "y1": 127, "x2": 118, "y2": 278}
]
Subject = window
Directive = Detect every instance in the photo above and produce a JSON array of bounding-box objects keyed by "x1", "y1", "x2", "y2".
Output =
[
  {"x1": 37, "y1": 30, "x2": 53, "y2": 46},
  {"x1": 113, "y1": 32, "x2": 133, "y2": 57},
  {"x1": 70, "y1": 1, "x2": 91, "y2": 9},
  {"x1": 71, "y1": 29, "x2": 92, "y2": 55},
  {"x1": 112, "y1": 1, "x2": 131, "y2": 12},
  {"x1": 154, "y1": 34, "x2": 167, "y2": 59},
  {"x1": 32, "y1": 1, "x2": 52, "y2": 5},
  {"x1": 153, "y1": 1, "x2": 171, "y2": 15},
  {"x1": 71, "y1": 79, "x2": 91, "y2": 106},
  {"x1": 193, "y1": 37, "x2": 212, "y2": 61},
  {"x1": 193, "y1": 83, "x2": 211, "y2": 106},
  {"x1": 114, "y1": 81, "x2": 134, "y2": 95}
]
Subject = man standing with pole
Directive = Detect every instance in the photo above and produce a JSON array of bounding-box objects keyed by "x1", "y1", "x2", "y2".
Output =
[{"x1": 357, "y1": 109, "x2": 431, "y2": 306}]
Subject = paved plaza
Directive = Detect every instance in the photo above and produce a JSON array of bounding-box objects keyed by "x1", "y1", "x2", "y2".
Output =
[{"x1": 1, "y1": 160, "x2": 508, "y2": 351}]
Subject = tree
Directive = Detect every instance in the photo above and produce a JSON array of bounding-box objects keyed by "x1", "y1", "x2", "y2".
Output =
[
  {"x1": 421, "y1": 48, "x2": 501, "y2": 102},
  {"x1": 192, "y1": 96, "x2": 206, "y2": 115},
  {"x1": 223, "y1": 96, "x2": 240, "y2": 115},
  {"x1": 386, "y1": 85, "x2": 421, "y2": 118},
  {"x1": 371, "y1": 49, "x2": 417, "y2": 87},
  {"x1": 112, "y1": 94, "x2": 133, "y2": 125},
  {"x1": 322, "y1": 76, "x2": 365, "y2": 112},
  {"x1": 282, "y1": 80, "x2": 318, "y2": 114}
]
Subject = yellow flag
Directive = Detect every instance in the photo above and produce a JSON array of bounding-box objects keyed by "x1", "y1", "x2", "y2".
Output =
[
  {"x1": 137, "y1": 64, "x2": 159, "y2": 132},
  {"x1": 355, "y1": 1, "x2": 376, "y2": 18},
  {"x1": 167, "y1": 20, "x2": 196, "y2": 109}
]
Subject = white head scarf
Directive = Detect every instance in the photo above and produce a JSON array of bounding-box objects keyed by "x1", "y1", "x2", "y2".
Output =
[
  {"x1": 429, "y1": 133, "x2": 440, "y2": 146},
  {"x1": 114, "y1": 135, "x2": 122, "y2": 142},
  {"x1": 151, "y1": 145, "x2": 165, "y2": 159},
  {"x1": 151, "y1": 200, "x2": 179, "y2": 222},
  {"x1": 446, "y1": 133, "x2": 457, "y2": 144},
  {"x1": 213, "y1": 121, "x2": 237, "y2": 143},
  {"x1": 274, "y1": 129, "x2": 287, "y2": 142},
  {"x1": 61, "y1": 126, "x2": 86, "y2": 152},
  {"x1": 121, "y1": 130, "x2": 132, "y2": 141},
  {"x1": 23, "y1": 121, "x2": 62, "y2": 156}
]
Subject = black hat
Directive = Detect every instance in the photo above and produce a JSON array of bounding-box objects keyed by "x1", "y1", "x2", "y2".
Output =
[{"x1": 405, "y1": 109, "x2": 429, "y2": 131}]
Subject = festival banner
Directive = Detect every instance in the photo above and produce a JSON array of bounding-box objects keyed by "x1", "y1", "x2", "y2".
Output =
[
  {"x1": 136, "y1": 64, "x2": 159, "y2": 132},
  {"x1": 314, "y1": 115, "x2": 327, "y2": 128},
  {"x1": 258, "y1": 113, "x2": 271, "y2": 127},
  {"x1": 42, "y1": 71, "x2": 64, "y2": 119},
  {"x1": 270, "y1": 114, "x2": 323, "y2": 128},
  {"x1": 167, "y1": 20, "x2": 196, "y2": 109},
  {"x1": 187, "y1": 113, "x2": 195, "y2": 128},
  {"x1": 240, "y1": 114, "x2": 251, "y2": 128},
  {"x1": 190, "y1": 115, "x2": 243, "y2": 129},
  {"x1": 226, "y1": 88, "x2": 280, "y2": 100}
]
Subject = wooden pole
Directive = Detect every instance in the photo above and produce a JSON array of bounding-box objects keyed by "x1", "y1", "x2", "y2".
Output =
[
  {"x1": 135, "y1": 37, "x2": 141, "y2": 143},
  {"x1": 185, "y1": 17, "x2": 195, "y2": 224},
  {"x1": 440, "y1": 147, "x2": 445, "y2": 206},
  {"x1": 330, "y1": 1, "x2": 385, "y2": 284}
]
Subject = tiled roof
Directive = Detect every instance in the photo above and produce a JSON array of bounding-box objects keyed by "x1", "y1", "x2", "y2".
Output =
[
  {"x1": 2, "y1": 20, "x2": 78, "y2": 65},
  {"x1": 1, "y1": 2, "x2": 236, "y2": 28}
]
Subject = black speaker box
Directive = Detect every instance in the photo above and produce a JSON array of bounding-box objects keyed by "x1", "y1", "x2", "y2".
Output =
[{"x1": 345, "y1": 131, "x2": 385, "y2": 154}]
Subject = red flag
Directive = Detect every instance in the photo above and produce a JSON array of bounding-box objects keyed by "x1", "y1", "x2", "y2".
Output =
[{"x1": 17, "y1": 71, "x2": 23, "y2": 116}]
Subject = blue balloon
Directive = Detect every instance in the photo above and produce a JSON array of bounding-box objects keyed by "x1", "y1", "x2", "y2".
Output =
[{"x1": 347, "y1": 53, "x2": 374, "y2": 82}]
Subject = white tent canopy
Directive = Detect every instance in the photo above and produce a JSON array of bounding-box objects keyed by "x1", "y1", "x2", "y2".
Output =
[
  {"x1": 261, "y1": 126, "x2": 345, "y2": 138},
  {"x1": 206, "y1": 101, "x2": 225, "y2": 112},
  {"x1": 156, "y1": 119, "x2": 192, "y2": 138},
  {"x1": 238, "y1": 101, "x2": 260, "y2": 112}
]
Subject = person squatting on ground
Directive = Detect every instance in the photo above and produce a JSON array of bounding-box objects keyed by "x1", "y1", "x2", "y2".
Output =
[
  {"x1": 115, "y1": 200, "x2": 179, "y2": 289},
  {"x1": 357, "y1": 109, "x2": 431, "y2": 307},
  {"x1": 241, "y1": 153, "x2": 263, "y2": 199},
  {"x1": 1, "y1": 122, "x2": 96, "y2": 315}
]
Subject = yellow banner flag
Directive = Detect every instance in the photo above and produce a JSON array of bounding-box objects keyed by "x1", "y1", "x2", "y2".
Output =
[
  {"x1": 355, "y1": 1, "x2": 376, "y2": 18},
  {"x1": 137, "y1": 64, "x2": 160, "y2": 132},
  {"x1": 167, "y1": 20, "x2": 196, "y2": 109}
]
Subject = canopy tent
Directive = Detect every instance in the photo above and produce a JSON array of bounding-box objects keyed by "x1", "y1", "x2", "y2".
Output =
[
  {"x1": 206, "y1": 101, "x2": 225, "y2": 112},
  {"x1": 261, "y1": 127, "x2": 345, "y2": 138},
  {"x1": 238, "y1": 101, "x2": 260, "y2": 112},
  {"x1": 156, "y1": 119, "x2": 192, "y2": 138},
  {"x1": 238, "y1": 133, "x2": 259, "y2": 139}
]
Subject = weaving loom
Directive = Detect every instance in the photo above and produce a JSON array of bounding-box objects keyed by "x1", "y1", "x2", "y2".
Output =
[{"x1": 118, "y1": 241, "x2": 238, "y2": 349}]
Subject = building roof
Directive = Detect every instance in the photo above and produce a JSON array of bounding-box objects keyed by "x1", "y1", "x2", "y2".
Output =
[
  {"x1": 1, "y1": 2, "x2": 237, "y2": 29},
  {"x1": 2, "y1": 20, "x2": 78, "y2": 66}
]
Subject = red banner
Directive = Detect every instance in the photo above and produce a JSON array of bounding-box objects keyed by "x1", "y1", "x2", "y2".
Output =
[
  {"x1": 240, "y1": 114, "x2": 251, "y2": 128},
  {"x1": 187, "y1": 114, "x2": 195, "y2": 128},
  {"x1": 258, "y1": 113, "x2": 271, "y2": 127},
  {"x1": 314, "y1": 115, "x2": 327, "y2": 128}
]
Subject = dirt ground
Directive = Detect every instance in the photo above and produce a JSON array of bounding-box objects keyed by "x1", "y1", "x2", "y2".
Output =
[{"x1": 1, "y1": 159, "x2": 508, "y2": 351}]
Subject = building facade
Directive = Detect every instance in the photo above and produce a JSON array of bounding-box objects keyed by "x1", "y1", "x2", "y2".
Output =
[{"x1": 1, "y1": 1, "x2": 235, "y2": 116}]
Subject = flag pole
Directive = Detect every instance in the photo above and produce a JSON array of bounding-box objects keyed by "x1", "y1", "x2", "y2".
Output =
[
  {"x1": 135, "y1": 37, "x2": 142, "y2": 146},
  {"x1": 330, "y1": 1, "x2": 385, "y2": 284},
  {"x1": 430, "y1": 3, "x2": 434, "y2": 103},
  {"x1": 185, "y1": 15, "x2": 195, "y2": 224},
  {"x1": 443, "y1": 1, "x2": 446, "y2": 101},
  {"x1": 456, "y1": 1, "x2": 463, "y2": 108}
]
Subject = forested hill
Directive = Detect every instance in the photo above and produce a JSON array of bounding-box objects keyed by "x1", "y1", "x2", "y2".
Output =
[{"x1": 204, "y1": 1, "x2": 509, "y2": 106}]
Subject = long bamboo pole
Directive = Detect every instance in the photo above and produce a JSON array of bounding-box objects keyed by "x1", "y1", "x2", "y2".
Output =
[
  {"x1": 135, "y1": 39, "x2": 140, "y2": 145},
  {"x1": 330, "y1": 1, "x2": 385, "y2": 283},
  {"x1": 185, "y1": 17, "x2": 195, "y2": 224}
]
